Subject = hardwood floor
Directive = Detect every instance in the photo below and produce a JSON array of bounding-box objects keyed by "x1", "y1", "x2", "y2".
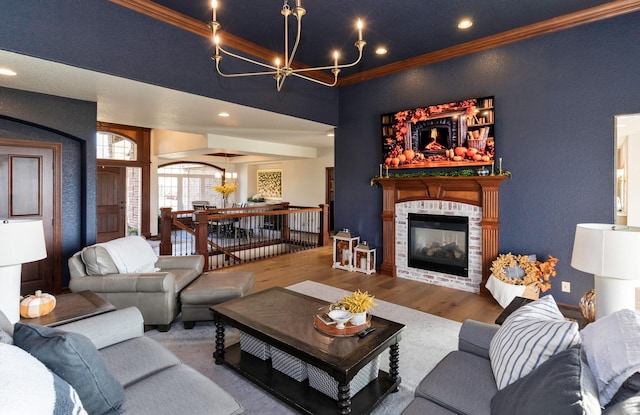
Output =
[{"x1": 221, "y1": 245, "x2": 505, "y2": 324}]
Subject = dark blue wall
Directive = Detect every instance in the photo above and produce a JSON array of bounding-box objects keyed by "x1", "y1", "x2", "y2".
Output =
[
  {"x1": 0, "y1": 0, "x2": 339, "y2": 126},
  {"x1": 0, "y1": 87, "x2": 97, "y2": 287},
  {"x1": 335, "y1": 13, "x2": 640, "y2": 305}
]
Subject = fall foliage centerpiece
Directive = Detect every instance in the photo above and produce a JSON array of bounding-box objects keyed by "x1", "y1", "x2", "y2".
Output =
[
  {"x1": 332, "y1": 290, "x2": 377, "y2": 325},
  {"x1": 490, "y1": 253, "x2": 559, "y2": 293}
]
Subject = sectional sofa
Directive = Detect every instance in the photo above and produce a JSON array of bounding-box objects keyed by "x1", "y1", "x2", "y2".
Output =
[
  {"x1": 0, "y1": 306, "x2": 244, "y2": 414},
  {"x1": 401, "y1": 296, "x2": 640, "y2": 415}
]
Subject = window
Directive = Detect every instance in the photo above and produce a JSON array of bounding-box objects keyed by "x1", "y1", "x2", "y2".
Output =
[
  {"x1": 97, "y1": 132, "x2": 137, "y2": 160},
  {"x1": 158, "y1": 163, "x2": 223, "y2": 210}
]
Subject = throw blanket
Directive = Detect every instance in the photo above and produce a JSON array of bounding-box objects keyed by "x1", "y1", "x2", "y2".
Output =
[{"x1": 98, "y1": 236, "x2": 158, "y2": 274}]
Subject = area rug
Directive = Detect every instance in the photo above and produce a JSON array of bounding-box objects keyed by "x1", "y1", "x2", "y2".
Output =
[{"x1": 146, "y1": 281, "x2": 462, "y2": 414}]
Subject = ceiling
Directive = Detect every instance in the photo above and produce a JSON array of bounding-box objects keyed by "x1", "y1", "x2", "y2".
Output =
[
  {"x1": 151, "y1": 0, "x2": 612, "y2": 76},
  {"x1": 1, "y1": 0, "x2": 635, "y2": 163}
]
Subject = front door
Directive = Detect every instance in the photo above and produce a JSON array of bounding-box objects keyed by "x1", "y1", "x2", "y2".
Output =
[
  {"x1": 0, "y1": 139, "x2": 61, "y2": 295},
  {"x1": 96, "y1": 166, "x2": 127, "y2": 243}
]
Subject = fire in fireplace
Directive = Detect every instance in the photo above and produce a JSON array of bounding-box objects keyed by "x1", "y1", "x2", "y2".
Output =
[{"x1": 408, "y1": 213, "x2": 469, "y2": 277}]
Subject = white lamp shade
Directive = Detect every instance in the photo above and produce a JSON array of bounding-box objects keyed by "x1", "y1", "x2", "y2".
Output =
[
  {"x1": 571, "y1": 223, "x2": 640, "y2": 280},
  {"x1": 0, "y1": 219, "x2": 47, "y2": 266}
]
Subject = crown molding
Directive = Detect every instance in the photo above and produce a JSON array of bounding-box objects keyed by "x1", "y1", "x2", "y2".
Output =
[
  {"x1": 109, "y1": 0, "x2": 334, "y2": 84},
  {"x1": 338, "y1": 0, "x2": 640, "y2": 86},
  {"x1": 111, "y1": 0, "x2": 640, "y2": 87}
]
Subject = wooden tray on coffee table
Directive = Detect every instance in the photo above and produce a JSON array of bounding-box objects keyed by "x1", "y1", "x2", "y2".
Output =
[{"x1": 313, "y1": 306, "x2": 371, "y2": 337}]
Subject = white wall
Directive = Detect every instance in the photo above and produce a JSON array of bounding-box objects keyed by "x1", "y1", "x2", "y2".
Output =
[
  {"x1": 148, "y1": 131, "x2": 333, "y2": 235},
  {"x1": 247, "y1": 147, "x2": 334, "y2": 206},
  {"x1": 628, "y1": 132, "x2": 640, "y2": 226},
  {"x1": 149, "y1": 131, "x2": 161, "y2": 235}
]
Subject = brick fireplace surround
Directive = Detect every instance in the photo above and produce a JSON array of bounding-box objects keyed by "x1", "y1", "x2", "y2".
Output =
[{"x1": 377, "y1": 176, "x2": 508, "y2": 295}]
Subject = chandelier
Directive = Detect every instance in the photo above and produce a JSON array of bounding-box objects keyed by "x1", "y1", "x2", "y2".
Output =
[{"x1": 209, "y1": 0, "x2": 366, "y2": 91}]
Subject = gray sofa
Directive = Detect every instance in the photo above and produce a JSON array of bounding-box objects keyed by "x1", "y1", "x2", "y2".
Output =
[
  {"x1": 401, "y1": 319, "x2": 639, "y2": 415},
  {"x1": 401, "y1": 320, "x2": 500, "y2": 415},
  {"x1": 0, "y1": 307, "x2": 244, "y2": 415},
  {"x1": 68, "y1": 236, "x2": 204, "y2": 331}
]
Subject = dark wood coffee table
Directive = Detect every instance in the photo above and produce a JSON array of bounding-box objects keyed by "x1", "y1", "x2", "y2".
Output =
[
  {"x1": 19, "y1": 291, "x2": 116, "y2": 327},
  {"x1": 211, "y1": 287, "x2": 405, "y2": 415}
]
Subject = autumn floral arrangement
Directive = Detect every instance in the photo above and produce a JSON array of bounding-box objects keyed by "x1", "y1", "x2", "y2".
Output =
[
  {"x1": 213, "y1": 183, "x2": 238, "y2": 198},
  {"x1": 490, "y1": 253, "x2": 559, "y2": 292},
  {"x1": 332, "y1": 290, "x2": 378, "y2": 314}
]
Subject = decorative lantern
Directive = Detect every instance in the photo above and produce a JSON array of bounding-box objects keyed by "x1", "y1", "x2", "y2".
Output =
[
  {"x1": 354, "y1": 241, "x2": 376, "y2": 275},
  {"x1": 332, "y1": 229, "x2": 360, "y2": 271}
]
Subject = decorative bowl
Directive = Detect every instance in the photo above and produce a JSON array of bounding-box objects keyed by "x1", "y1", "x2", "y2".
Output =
[
  {"x1": 328, "y1": 309, "x2": 353, "y2": 329},
  {"x1": 477, "y1": 167, "x2": 489, "y2": 176}
]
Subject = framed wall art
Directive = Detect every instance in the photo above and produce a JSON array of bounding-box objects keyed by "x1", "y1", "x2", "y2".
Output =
[
  {"x1": 381, "y1": 96, "x2": 495, "y2": 169},
  {"x1": 257, "y1": 169, "x2": 283, "y2": 200}
]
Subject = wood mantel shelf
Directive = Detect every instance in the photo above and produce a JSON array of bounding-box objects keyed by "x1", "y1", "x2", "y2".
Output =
[{"x1": 377, "y1": 175, "x2": 508, "y2": 294}]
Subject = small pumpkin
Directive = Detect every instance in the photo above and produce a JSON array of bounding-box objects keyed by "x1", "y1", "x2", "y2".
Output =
[{"x1": 20, "y1": 290, "x2": 56, "y2": 318}]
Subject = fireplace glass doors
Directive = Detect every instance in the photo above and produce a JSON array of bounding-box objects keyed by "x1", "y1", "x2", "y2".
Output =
[{"x1": 408, "y1": 213, "x2": 469, "y2": 277}]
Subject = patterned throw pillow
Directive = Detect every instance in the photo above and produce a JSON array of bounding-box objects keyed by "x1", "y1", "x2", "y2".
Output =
[
  {"x1": 13, "y1": 323, "x2": 125, "y2": 415},
  {"x1": 0, "y1": 343, "x2": 87, "y2": 414},
  {"x1": 489, "y1": 295, "x2": 581, "y2": 390},
  {"x1": 490, "y1": 345, "x2": 601, "y2": 415}
]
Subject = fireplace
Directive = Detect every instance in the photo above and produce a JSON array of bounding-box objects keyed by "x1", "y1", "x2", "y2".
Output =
[
  {"x1": 408, "y1": 213, "x2": 469, "y2": 277},
  {"x1": 376, "y1": 176, "x2": 508, "y2": 294}
]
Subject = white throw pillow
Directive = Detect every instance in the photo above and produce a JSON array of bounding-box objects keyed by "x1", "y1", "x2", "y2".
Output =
[
  {"x1": 489, "y1": 295, "x2": 581, "y2": 390},
  {"x1": 96, "y1": 235, "x2": 158, "y2": 274},
  {"x1": 0, "y1": 343, "x2": 87, "y2": 415},
  {"x1": 580, "y1": 309, "x2": 640, "y2": 406}
]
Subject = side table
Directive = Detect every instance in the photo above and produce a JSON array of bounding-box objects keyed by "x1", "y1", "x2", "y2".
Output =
[
  {"x1": 495, "y1": 296, "x2": 588, "y2": 329},
  {"x1": 19, "y1": 291, "x2": 116, "y2": 327}
]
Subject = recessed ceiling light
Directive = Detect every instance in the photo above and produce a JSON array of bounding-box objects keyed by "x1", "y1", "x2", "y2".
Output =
[
  {"x1": 327, "y1": 132, "x2": 334, "y2": 137},
  {"x1": 375, "y1": 47, "x2": 388, "y2": 55},
  {"x1": 458, "y1": 19, "x2": 473, "y2": 29},
  {"x1": 218, "y1": 112, "x2": 230, "y2": 117},
  {"x1": 0, "y1": 68, "x2": 17, "y2": 76}
]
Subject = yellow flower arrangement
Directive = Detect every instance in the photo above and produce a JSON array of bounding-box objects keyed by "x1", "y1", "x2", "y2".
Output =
[
  {"x1": 490, "y1": 253, "x2": 559, "y2": 293},
  {"x1": 335, "y1": 290, "x2": 378, "y2": 314},
  {"x1": 213, "y1": 183, "x2": 238, "y2": 198}
]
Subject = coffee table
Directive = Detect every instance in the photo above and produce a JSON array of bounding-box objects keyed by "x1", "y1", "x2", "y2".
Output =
[
  {"x1": 19, "y1": 291, "x2": 116, "y2": 327},
  {"x1": 211, "y1": 287, "x2": 405, "y2": 415}
]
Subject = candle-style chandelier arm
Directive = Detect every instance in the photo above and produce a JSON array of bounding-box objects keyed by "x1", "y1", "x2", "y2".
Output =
[
  {"x1": 287, "y1": 42, "x2": 366, "y2": 74},
  {"x1": 209, "y1": 0, "x2": 366, "y2": 91},
  {"x1": 213, "y1": 45, "x2": 280, "y2": 77},
  {"x1": 289, "y1": 70, "x2": 339, "y2": 87}
]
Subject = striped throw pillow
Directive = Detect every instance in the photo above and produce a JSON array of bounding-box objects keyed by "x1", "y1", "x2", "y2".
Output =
[{"x1": 489, "y1": 295, "x2": 581, "y2": 390}]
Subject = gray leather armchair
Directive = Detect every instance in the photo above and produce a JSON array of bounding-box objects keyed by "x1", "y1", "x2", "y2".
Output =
[{"x1": 68, "y1": 236, "x2": 204, "y2": 331}]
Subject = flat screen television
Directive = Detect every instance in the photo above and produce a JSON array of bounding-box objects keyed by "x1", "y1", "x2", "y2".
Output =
[{"x1": 381, "y1": 96, "x2": 495, "y2": 169}]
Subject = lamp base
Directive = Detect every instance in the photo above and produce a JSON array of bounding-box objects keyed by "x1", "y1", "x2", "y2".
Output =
[
  {"x1": 0, "y1": 264, "x2": 22, "y2": 324},
  {"x1": 594, "y1": 274, "x2": 638, "y2": 320}
]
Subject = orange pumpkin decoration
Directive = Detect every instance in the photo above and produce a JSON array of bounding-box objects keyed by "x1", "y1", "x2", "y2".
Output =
[
  {"x1": 20, "y1": 290, "x2": 56, "y2": 318},
  {"x1": 403, "y1": 149, "x2": 415, "y2": 161}
]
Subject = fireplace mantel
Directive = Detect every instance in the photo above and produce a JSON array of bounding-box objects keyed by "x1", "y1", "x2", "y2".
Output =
[{"x1": 377, "y1": 176, "x2": 508, "y2": 293}]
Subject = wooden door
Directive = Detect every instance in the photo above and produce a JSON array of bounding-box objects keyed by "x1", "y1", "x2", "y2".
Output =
[
  {"x1": 0, "y1": 140, "x2": 61, "y2": 295},
  {"x1": 96, "y1": 166, "x2": 126, "y2": 243},
  {"x1": 326, "y1": 167, "x2": 335, "y2": 232}
]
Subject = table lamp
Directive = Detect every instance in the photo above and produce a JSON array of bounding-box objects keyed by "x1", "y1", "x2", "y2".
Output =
[
  {"x1": 0, "y1": 219, "x2": 47, "y2": 323},
  {"x1": 571, "y1": 223, "x2": 640, "y2": 320}
]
